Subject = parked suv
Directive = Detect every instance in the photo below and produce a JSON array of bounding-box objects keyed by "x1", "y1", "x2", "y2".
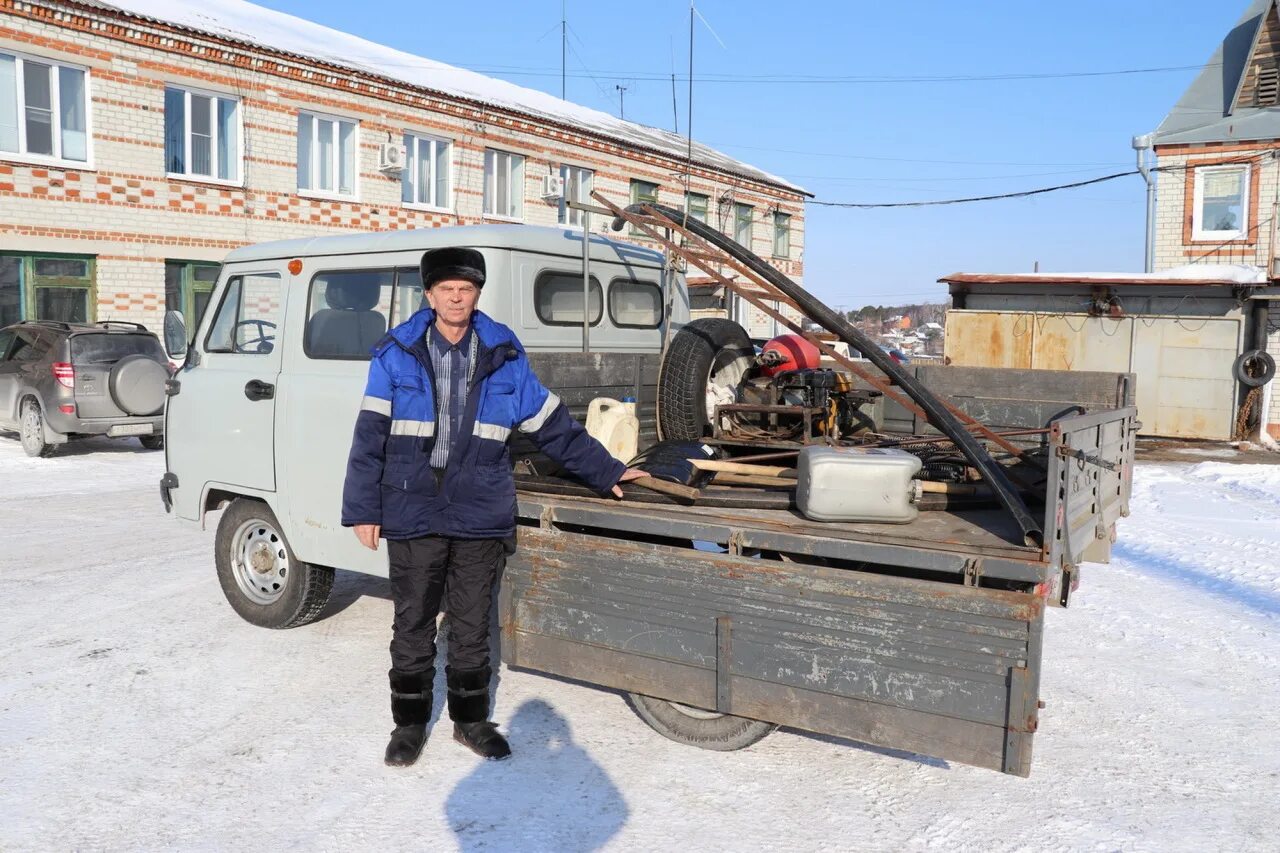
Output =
[{"x1": 0, "y1": 320, "x2": 169, "y2": 457}]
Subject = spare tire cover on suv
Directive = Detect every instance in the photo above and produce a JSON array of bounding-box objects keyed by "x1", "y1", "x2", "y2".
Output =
[{"x1": 108, "y1": 355, "x2": 167, "y2": 416}]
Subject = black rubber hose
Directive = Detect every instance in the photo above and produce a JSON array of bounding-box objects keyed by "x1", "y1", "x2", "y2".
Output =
[{"x1": 614, "y1": 202, "x2": 1044, "y2": 548}]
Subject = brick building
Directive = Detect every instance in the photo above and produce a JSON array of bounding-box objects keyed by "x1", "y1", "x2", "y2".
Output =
[
  {"x1": 1150, "y1": 0, "x2": 1280, "y2": 436},
  {"x1": 0, "y1": 0, "x2": 808, "y2": 336}
]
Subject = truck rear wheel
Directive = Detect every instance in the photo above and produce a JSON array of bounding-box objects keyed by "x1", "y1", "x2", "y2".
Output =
[
  {"x1": 215, "y1": 498, "x2": 334, "y2": 628},
  {"x1": 626, "y1": 692, "x2": 778, "y2": 751},
  {"x1": 658, "y1": 318, "x2": 754, "y2": 440}
]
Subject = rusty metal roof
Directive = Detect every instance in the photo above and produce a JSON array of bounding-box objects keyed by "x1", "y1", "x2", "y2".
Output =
[{"x1": 940, "y1": 271, "x2": 1270, "y2": 288}]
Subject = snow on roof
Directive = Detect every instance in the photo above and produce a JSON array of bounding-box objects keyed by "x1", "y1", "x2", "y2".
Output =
[
  {"x1": 86, "y1": 0, "x2": 808, "y2": 196},
  {"x1": 939, "y1": 264, "x2": 1270, "y2": 287}
]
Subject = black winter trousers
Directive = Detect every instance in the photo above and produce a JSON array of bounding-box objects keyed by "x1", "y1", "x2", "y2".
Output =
[{"x1": 387, "y1": 535, "x2": 505, "y2": 675}]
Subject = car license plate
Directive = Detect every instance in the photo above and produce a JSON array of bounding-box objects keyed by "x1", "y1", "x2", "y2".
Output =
[{"x1": 109, "y1": 423, "x2": 153, "y2": 437}]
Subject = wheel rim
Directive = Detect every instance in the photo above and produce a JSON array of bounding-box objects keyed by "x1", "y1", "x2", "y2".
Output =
[
  {"x1": 665, "y1": 701, "x2": 727, "y2": 720},
  {"x1": 229, "y1": 517, "x2": 291, "y2": 605},
  {"x1": 20, "y1": 405, "x2": 40, "y2": 450}
]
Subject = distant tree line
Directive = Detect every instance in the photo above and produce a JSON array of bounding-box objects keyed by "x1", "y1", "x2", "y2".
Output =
[{"x1": 844, "y1": 303, "x2": 947, "y2": 327}]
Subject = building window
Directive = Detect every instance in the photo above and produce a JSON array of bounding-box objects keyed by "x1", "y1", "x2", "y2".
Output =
[
  {"x1": 773, "y1": 211, "x2": 792, "y2": 257},
  {"x1": 483, "y1": 149, "x2": 524, "y2": 220},
  {"x1": 559, "y1": 165, "x2": 594, "y2": 226},
  {"x1": 0, "y1": 51, "x2": 89, "y2": 164},
  {"x1": 630, "y1": 179, "x2": 660, "y2": 233},
  {"x1": 164, "y1": 87, "x2": 240, "y2": 183},
  {"x1": 165, "y1": 261, "x2": 220, "y2": 333},
  {"x1": 297, "y1": 111, "x2": 357, "y2": 197},
  {"x1": 685, "y1": 192, "x2": 709, "y2": 223},
  {"x1": 401, "y1": 133, "x2": 451, "y2": 209},
  {"x1": 1193, "y1": 166, "x2": 1249, "y2": 240},
  {"x1": 0, "y1": 253, "x2": 95, "y2": 323},
  {"x1": 734, "y1": 203, "x2": 753, "y2": 245}
]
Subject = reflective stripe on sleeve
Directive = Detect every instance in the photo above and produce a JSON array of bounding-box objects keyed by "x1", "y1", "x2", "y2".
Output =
[
  {"x1": 518, "y1": 393, "x2": 561, "y2": 434},
  {"x1": 361, "y1": 395, "x2": 392, "y2": 417}
]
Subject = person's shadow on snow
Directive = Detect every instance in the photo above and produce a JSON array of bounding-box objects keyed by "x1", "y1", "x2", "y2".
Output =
[{"x1": 445, "y1": 698, "x2": 628, "y2": 853}]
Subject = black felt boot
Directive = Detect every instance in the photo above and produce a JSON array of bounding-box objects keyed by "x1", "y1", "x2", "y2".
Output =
[
  {"x1": 446, "y1": 666, "x2": 511, "y2": 761},
  {"x1": 385, "y1": 669, "x2": 433, "y2": 767}
]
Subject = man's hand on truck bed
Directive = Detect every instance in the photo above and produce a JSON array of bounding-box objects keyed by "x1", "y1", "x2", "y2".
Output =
[{"x1": 611, "y1": 468, "x2": 648, "y2": 498}]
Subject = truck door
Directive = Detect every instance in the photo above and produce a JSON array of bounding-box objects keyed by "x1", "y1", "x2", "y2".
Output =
[{"x1": 166, "y1": 269, "x2": 285, "y2": 520}]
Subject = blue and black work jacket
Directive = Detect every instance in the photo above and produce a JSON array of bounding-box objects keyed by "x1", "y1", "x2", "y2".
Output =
[{"x1": 341, "y1": 308, "x2": 626, "y2": 540}]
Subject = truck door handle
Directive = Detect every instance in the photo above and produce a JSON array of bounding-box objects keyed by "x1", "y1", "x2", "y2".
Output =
[{"x1": 244, "y1": 379, "x2": 275, "y2": 401}]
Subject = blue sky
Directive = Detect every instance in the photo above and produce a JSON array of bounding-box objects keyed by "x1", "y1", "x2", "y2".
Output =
[{"x1": 257, "y1": 0, "x2": 1247, "y2": 310}]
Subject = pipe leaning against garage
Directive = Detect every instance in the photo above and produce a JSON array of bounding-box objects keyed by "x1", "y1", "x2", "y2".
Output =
[{"x1": 612, "y1": 202, "x2": 1044, "y2": 548}]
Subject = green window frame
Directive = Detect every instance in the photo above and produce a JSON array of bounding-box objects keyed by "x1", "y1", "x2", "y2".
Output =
[
  {"x1": 0, "y1": 252, "x2": 95, "y2": 324},
  {"x1": 773, "y1": 211, "x2": 791, "y2": 258},
  {"x1": 685, "y1": 192, "x2": 709, "y2": 224},
  {"x1": 630, "y1": 179, "x2": 660, "y2": 234},
  {"x1": 165, "y1": 260, "x2": 221, "y2": 334},
  {"x1": 734, "y1": 203, "x2": 753, "y2": 246}
]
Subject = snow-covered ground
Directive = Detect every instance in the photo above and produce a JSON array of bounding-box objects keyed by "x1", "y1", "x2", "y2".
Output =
[{"x1": 1, "y1": 435, "x2": 1277, "y2": 852}]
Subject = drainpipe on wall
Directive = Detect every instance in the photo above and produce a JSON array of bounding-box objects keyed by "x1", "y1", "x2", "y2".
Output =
[{"x1": 1132, "y1": 133, "x2": 1156, "y2": 273}]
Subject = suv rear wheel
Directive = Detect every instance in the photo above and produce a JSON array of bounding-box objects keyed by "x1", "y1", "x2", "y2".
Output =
[
  {"x1": 215, "y1": 498, "x2": 334, "y2": 628},
  {"x1": 19, "y1": 399, "x2": 56, "y2": 458},
  {"x1": 138, "y1": 435, "x2": 164, "y2": 451}
]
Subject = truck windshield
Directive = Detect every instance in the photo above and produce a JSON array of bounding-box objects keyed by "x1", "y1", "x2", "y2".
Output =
[{"x1": 71, "y1": 333, "x2": 165, "y2": 364}]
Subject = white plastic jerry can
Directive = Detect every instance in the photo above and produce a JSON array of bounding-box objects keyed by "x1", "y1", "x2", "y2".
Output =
[
  {"x1": 586, "y1": 396, "x2": 640, "y2": 464},
  {"x1": 795, "y1": 446, "x2": 923, "y2": 523}
]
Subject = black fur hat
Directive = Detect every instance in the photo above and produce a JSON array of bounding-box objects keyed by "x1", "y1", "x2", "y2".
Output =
[{"x1": 421, "y1": 247, "x2": 486, "y2": 289}]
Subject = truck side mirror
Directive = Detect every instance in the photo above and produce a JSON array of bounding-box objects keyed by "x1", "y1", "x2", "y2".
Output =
[{"x1": 163, "y1": 310, "x2": 188, "y2": 360}]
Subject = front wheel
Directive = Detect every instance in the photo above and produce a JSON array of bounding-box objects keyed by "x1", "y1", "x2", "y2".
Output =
[
  {"x1": 214, "y1": 497, "x2": 334, "y2": 628},
  {"x1": 626, "y1": 692, "x2": 778, "y2": 751}
]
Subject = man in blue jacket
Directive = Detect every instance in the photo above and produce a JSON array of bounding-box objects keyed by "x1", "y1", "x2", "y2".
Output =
[{"x1": 342, "y1": 246, "x2": 643, "y2": 767}]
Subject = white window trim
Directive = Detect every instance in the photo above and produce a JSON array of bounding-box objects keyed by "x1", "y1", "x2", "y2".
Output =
[
  {"x1": 483, "y1": 148, "x2": 525, "y2": 221},
  {"x1": 0, "y1": 49, "x2": 94, "y2": 170},
  {"x1": 773, "y1": 211, "x2": 792, "y2": 258},
  {"x1": 297, "y1": 110, "x2": 360, "y2": 200},
  {"x1": 402, "y1": 131, "x2": 453, "y2": 212},
  {"x1": 164, "y1": 84, "x2": 243, "y2": 187},
  {"x1": 1192, "y1": 164, "x2": 1250, "y2": 241},
  {"x1": 558, "y1": 164, "x2": 594, "y2": 228}
]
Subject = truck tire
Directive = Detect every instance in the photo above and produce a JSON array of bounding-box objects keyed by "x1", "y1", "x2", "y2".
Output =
[
  {"x1": 19, "y1": 399, "x2": 56, "y2": 458},
  {"x1": 215, "y1": 498, "x2": 334, "y2": 628},
  {"x1": 626, "y1": 692, "x2": 778, "y2": 751},
  {"x1": 108, "y1": 355, "x2": 167, "y2": 416},
  {"x1": 1233, "y1": 349, "x2": 1276, "y2": 388},
  {"x1": 658, "y1": 318, "x2": 754, "y2": 441}
]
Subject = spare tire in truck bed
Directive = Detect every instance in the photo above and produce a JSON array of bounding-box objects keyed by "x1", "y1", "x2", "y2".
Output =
[
  {"x1": 108, "y1": 355, "x2": 167, "y2": 416},
  {"x1": 658, "y1": 318, "x2": 754, "y2": 441}
]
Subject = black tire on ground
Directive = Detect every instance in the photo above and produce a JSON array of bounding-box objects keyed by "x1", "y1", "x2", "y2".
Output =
[
  {"x1": 1233, "y1": 349, "x2": 1277, "y2": 388},
  {"x1": 214, "y1": 497, "x2": 334, "y2": 628},
  {"x1": 625, "y1": 692, "x2": 778, "y2": 751},
  {"x1": 138, "y1": 434, "x2": 164, "y2": 451},
  {"x1": 19, "y1": 399, "x2": 56, "y2": 458},
  {"x1": 658, "y1": 318, "x2": 754, "y2": 441},
  {"x1": 108, "y1": 355, "x2": 168, "y2": 416}
]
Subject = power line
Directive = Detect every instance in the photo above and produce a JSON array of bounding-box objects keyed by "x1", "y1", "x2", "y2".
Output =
[{"x1": 702, "y1": 142, "x2": 1129, "y2": 167}]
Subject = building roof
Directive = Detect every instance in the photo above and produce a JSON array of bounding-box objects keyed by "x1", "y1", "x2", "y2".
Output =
[
  {"x1": 940, "y1": 264, "x2": 1269, "y2": 287},
  {"x1": 83, "y1": 0, "x2": 808, "y2": 197},
  {"x1": 221, "y1": 223, "x2": 667, "y2": 267},
  {"x1": 1154, "y1": 0, "x2": 1280, "y2": 145}
]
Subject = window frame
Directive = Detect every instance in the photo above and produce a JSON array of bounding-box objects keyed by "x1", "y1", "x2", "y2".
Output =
[
  {"x1": 302, "y1": 266, "x2": 421, "y2": 362},
  {"x1": 685, "y1": 192, "x2": 709, "y2": 224},
  {"x1": 0, "y1": 252, "x2": 95, "y2": 324},
  {"x1": 483, "y1": 148, "x2": 525, "y2": 221},
  {"x1": 533, "y1": 270, "x2": 604, "y2": 327},
  {"x1": 607, "y1": 277, "x2": 663, "y2": 329},
  {"x1": 558, "y1": 164, "x2": 595, "y2": 227},
  {"x1": 772, "y1": 211, "x2": 792, "y2": 258},
  {"x1": 734, "y1": 203, "x2": 754, "y2": 246},
  {"x1": 296, "y1": 110, "x2": 359, "y2": 200},
  {"x1": 0, "y1": 49, "x2": 94, "y2": 169},
  {"x1": 163, "y1": 84, "x2": 243, "y2": 186},
  {"x1": 630, "y1": 179, "x2": 661, "y2": 234},
  {"x1": 402, "y1": 132, "x2": 453, "y2": 211},
  {"x1": 1192, "y1": 164, "x2": 1250, "y2": 242},
  {"x1": 165, "y1": 260, "x2": 221, "y2": 333}
]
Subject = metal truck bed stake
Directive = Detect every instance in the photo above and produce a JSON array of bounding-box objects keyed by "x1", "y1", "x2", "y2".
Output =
[{"x1": 606, "y1": 199, "x2": 1043, "y2": 548}]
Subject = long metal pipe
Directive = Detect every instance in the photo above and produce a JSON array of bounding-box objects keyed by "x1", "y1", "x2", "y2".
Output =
[
  {"x1": 1133, "y1": 133, "x2": 1156, "y2": 273},
  {"x1": 615, "y1": 202, "x2": 1044, "y2": 547}
]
